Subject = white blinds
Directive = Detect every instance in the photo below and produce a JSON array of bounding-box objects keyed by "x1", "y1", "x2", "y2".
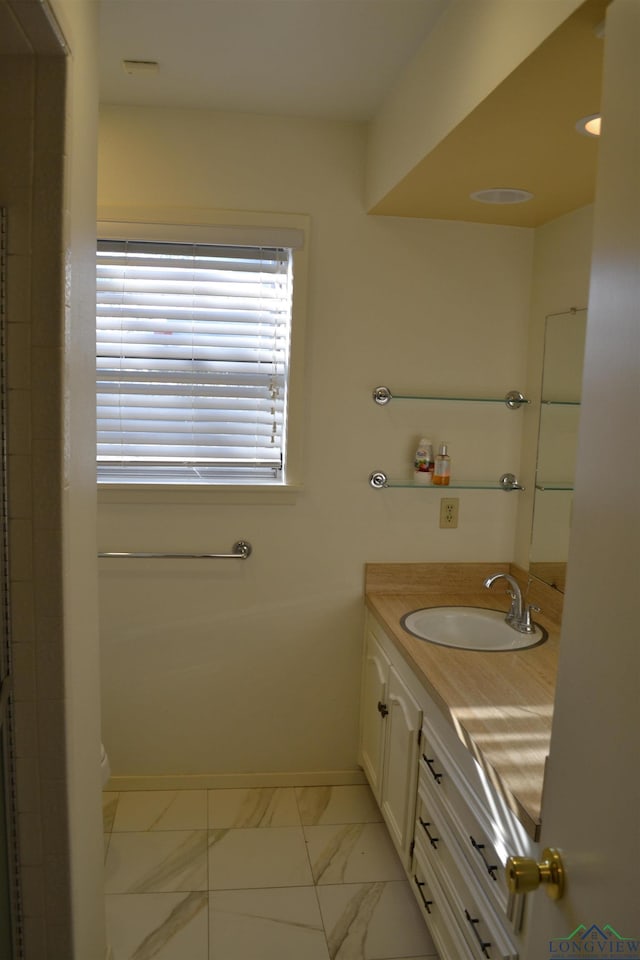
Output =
[{"x1": 96, "y1": 239, "x2": 293, "y2": 483}]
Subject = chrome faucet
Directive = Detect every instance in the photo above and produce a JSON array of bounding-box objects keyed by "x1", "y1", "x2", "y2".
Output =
[{"x1": 483, "y1": 573, "x2": 540, "y2": 634}]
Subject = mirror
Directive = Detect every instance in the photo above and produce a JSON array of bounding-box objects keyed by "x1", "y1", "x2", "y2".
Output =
[{"x1": 529, "y1": 307, "x2": 587, "y2": 592}]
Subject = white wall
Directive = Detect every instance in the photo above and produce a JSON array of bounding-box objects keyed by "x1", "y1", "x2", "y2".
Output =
[{"x1": 97, "y1": 105, "x2": 534, "y2": 781}]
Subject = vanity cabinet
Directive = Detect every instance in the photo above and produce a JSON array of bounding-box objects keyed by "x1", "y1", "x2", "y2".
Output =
[
  {"x1": 360, "y1": 611, "x2": 537, "y2": 960},
  {"x1": 359, "y1": 625, "x2": 422, "y2": 866}
]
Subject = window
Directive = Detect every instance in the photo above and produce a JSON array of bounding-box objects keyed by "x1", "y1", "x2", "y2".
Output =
[{"x1": 96, "y1": 219, "x2": 306, "y2": 487}]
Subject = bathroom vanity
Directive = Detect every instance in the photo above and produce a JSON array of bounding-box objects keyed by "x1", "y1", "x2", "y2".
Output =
[{"x1": 359, "y1": 563, "x2": 561, "y2": 960}]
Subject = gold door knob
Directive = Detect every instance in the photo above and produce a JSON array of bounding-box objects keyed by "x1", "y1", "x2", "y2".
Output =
[{"x1": 506, "y1": 847, "x2": 565, "y2": 900}]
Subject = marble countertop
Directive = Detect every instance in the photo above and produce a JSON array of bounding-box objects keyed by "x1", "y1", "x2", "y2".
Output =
[{"x1": 364, "y1": 563, "x2": 561, "y2": 841}]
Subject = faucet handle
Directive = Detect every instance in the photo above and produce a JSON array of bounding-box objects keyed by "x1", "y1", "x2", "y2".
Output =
[
  {"x1": 522, "y1": 603, "x2": 541, "y2": 633},
  {"x1": 505, "y1": 589, "x2": 520, "y2": 622}
]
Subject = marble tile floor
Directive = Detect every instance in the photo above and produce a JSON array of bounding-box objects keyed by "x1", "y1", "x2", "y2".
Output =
[{"x1": 103, "y1": 784, "x2": 438, "y2": 960}]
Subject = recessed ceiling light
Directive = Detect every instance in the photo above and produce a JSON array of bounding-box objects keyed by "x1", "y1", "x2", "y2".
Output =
[
  {"x1": 470, "y1": 188, "x2": 534, "y2": 205},
  {"x1": 576, "y1": 114, "x2": 602, "y2": 137}
]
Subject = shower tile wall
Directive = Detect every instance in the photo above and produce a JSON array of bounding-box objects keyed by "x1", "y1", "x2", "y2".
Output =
[
  {"x1": 1, "y1": 52, "x2": 70, "y2": 959},
  {"x1": 103, "y1": 785, "x2": 438, "y2": 960}
]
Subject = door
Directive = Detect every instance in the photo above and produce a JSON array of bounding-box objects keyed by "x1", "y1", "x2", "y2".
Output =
[
  {"x1": 523, "y1": 2, "x2": 639, "y2": 953},
  {"x1": 359, "y1": 627, "x2": 390, "y2": 801},
  {"x1": 380, "y1": 666, "x2": 422, "y2": 863}
]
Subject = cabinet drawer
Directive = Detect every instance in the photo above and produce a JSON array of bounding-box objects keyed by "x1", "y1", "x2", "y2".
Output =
[
  {"x1": 411, "y1": 838, "x2": 474, "y2": 960},
  {"x1": 413, "y1": 825, "x2": 519, "y2": 960},
  {"x1": 419, "y1": 723, "x2": 526, "y2": 925},
  {"x1": 417, "y1": 758, "x2": 514, "y2": 919}
]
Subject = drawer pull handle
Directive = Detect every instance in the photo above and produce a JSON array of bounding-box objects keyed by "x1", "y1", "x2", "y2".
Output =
[
  {"x1": 377, "y1": 700, "x2": 388, "y2": 717},
  {"x1": 470, "y1": 835, "x2": 498, "y2": 880},
  {"x1": 464, "y1": 908, "x2": 492, "y2": 958},
  {"x1": 419, "y1": 817, "x2": 439, "y2": 849},
  {"x1": 422, "y1": 754, "x2": 443, "y2": 784},
  {"x1": 413, "y1": 876, "x2": 433, "y2": 913}
]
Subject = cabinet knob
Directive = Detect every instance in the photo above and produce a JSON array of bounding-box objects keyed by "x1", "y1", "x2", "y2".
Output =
[
  {"x1": 506, "y1": 847, "x2": 565, "y2": 900},
  {"x1": 377, "y1": 700, "x2": 389, "y2": 717}
]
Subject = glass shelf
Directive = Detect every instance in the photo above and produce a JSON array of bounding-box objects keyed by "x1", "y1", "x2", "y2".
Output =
[
  {"x1": 535, "y1": 482, "x2": 575, "y2": 491},
  {"x1": 369, "y1": 472, "x2": 524, "y2": 492},
  {"x1": 541, "y1": 399, "x2": 581, "y2": 407},
  {"x1": 373, "y1": 386, "x2": 528, "y2": 409},
  {"x1": 382, "y1": 481, "x2": 513, "y2": 489}
]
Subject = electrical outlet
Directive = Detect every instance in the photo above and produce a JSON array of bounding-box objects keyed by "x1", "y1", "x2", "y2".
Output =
[{"x1": 439, "y1": 497, "x2": 459, "y2": 529}]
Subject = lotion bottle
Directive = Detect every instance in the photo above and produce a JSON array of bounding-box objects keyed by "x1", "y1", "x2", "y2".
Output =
[
  {"x1": 433, "y1": 442, "x2": 451, "y2": 485},
  {"x1": 413, "y1": 439, "x2": 434, "y2": 483}
]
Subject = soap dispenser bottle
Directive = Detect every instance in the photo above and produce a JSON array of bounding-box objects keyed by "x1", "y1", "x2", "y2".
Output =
[{"x1": 433, "y1": 442, "x2": 451, "y2": 485}]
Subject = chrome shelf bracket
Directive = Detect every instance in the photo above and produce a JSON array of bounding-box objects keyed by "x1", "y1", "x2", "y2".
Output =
[
  {"x1": 499, "y1": 473, "x2": 524, "y2": 491},
  {"x1": 373, "y1": 386, "x2": 392, "y2": 405},
  {"x1": 369, "y1": 471, "x2": 389, "y2": 489},
  {"x1": 504, "y1": 390, "x2": 529, "y2": 409}
]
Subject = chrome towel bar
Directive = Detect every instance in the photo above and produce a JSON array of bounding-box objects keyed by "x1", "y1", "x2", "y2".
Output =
[{"x1": 98, "y1": 540, "x2": 252, "y2": 560}]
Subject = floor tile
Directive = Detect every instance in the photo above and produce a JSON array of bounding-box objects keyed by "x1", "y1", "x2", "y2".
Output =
[
  {"x1": 208, "y1": 827, "x2": 313, "y2": 890},
  {"x1": 104, "y1": 831, "x2": 209, "y2": 894},
  {"x1": 105, "y1": 891, "x2": 208, "y2": 960},
  {"x1": 102, "y1": 786, "x2": 437, "y2": 960},
  {"x1": 208, "y1": 787, "x2": 300, "y2": 828},
  {"x1": 304, "y1": 823, "x2": 406, "y2": 885},
  {"x1": 296, "y1": 786, "x2": 382, "y2": 826},
  {"x1": 316, "y1": 881, "x2": 437, "y2": 960},
  {"x1": 209, "y1": 886, "x2": 330, "y2": 960},
  {"x1": 113, "y1": 790, "x2": 207, "y2": 832}
]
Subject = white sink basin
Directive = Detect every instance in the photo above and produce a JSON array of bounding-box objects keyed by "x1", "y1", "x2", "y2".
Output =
[{"x1": 401, "y1": 606, "x2": 547, "y2": 652}]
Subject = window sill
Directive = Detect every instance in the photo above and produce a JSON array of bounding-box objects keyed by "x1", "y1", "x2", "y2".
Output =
[{"x1": 97, "y1": 482, "x2": 302, "y2": 506}]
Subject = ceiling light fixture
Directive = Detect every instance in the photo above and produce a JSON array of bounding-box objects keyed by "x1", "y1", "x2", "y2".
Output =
[
  {"x1": 575, "y1": 113, "x2": 602, "y2": 137},
  {"x1": 470, "y1": 188, "x2": 534, "y2": 205}
]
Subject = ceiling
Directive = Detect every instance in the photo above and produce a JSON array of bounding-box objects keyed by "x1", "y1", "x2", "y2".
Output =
[
  {"x1": 98, "y1": 0, "x2": 449, "y2": 121},
  {"x1": 96, "y1": 0, "x2": 607, "y2": 226},
  {"x1": 371, "y1": 0, "x2": 609, "y2": 226}
]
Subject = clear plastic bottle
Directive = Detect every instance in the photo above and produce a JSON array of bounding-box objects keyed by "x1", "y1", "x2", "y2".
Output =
[
  {"x1": 433, "y1": 442, "x2": 451, "y2": 485},
  {"x1": 413, "y1": 439, "x2": 434, "y2": 484}
]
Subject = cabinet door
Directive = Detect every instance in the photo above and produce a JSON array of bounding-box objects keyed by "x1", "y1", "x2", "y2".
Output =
[
  {"x1": 359, "y1": 631, "x2": 389, "y2": 802},
  {"x1": 380, "y1": 666, "x2": 422, "y2": 862}
]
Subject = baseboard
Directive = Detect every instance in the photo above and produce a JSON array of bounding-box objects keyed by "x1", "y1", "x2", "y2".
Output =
[{"x1": 105, "y1": 768, "x2": 367, "y2": 792}]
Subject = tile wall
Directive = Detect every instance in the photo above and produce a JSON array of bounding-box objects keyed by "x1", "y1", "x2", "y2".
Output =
[{"x1": 1, "y1": 51, "x2": 71, "y2": 959}]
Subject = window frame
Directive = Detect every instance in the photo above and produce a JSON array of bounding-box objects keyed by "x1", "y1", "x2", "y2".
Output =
[{"x1": 96, "y1": 208, "x2": 309, "y2": 504}]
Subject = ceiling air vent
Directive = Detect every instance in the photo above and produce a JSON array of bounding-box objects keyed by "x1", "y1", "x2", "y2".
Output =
[{"x1": 122, "y1": 60, "x2": 160, "y2": 76}]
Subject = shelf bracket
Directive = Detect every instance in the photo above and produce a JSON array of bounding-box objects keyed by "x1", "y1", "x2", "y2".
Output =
[
  {"x1": 369, "y1": 471, "x2": 389, "y2": 489},
  {"x1": 504, "y1": 390, "x2": 529, "y2": 409},
  {"x1": 499, "y1": 473, "x2": 525, "y2": 491},
  {"x1": 373, "y1": 386, "x2": 392, "y2": 405}
]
